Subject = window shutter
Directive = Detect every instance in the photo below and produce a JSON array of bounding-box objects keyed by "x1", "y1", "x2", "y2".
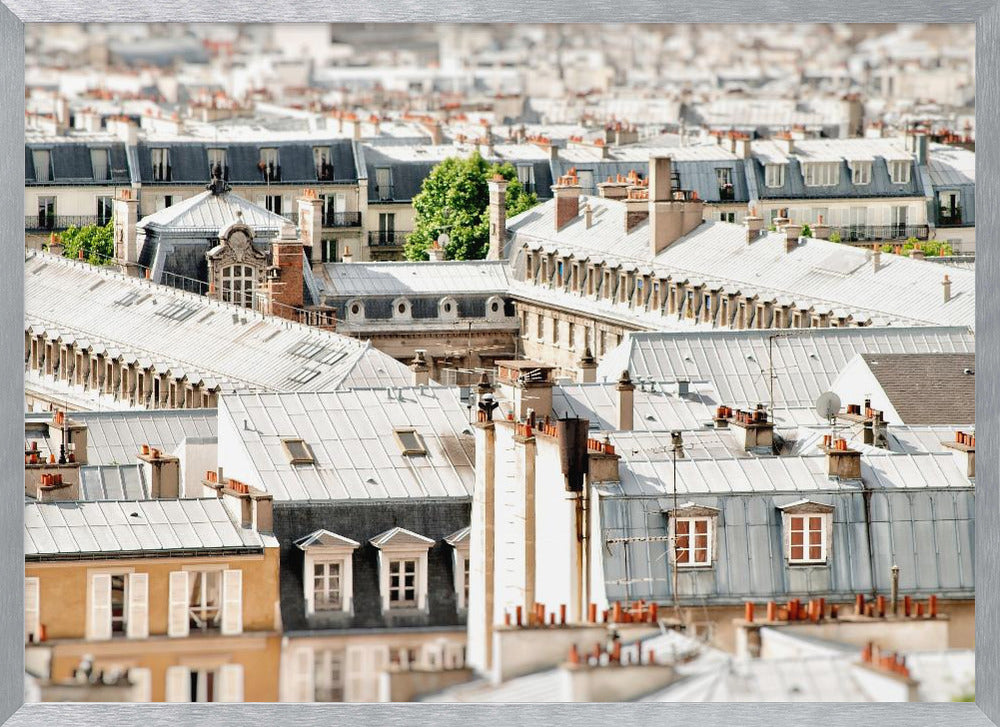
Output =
[
  {"x1": 164, "y1": 665, "x2": 190, "y2": 702},
  {"x1": 24, "y1": 577, "x2": 39, "y2": 643},
  {"x1": 128, "y1": 667, "x2": 152, "y2": 702},
  {"x1": 127, "y1": 572, "x2": 149, "y2": 639},
  {"x1": 222, "y1": 569, "x2": 243, "y2": 635},
  {"x1": 89, "y1": 573, "x2": 112, "y2": 640},
  {"x1": 288, "y1": 647, "x2": 314, "y2": 702},
  {"x1": 218, "y1": 664, "x2": 244, "y2": 702},
  {"x1": 167, "y1": 571, "x2": 189, "y2": 638}
]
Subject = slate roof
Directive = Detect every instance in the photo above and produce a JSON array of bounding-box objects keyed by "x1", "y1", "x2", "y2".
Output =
[
  {"x1": 596, "y1": 327, "x2": 975, "y2": 409},
  {"x1": 860, "y1": 352, "x2": 976, "y2": 425},
  {"x1": 25, "y1": 141, "x2": 132, "y2": 186},
  {"x1": 218, "y1": 388, "x2": 476, "y2": 502},
  {"x1": 25, "y1": 498, "x2": 267, "y2": 560},
  {"x1": 273, "y1": 499, "x2": 470, "y2": 632},
  {"x1": 316, "y1": 260, "x2": 511, "y2": 298}
]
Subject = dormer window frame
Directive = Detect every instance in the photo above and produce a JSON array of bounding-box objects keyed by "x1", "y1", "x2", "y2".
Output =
[
  {"x1": 764, "y1": 162, "x2": 785, "y2": 188},
  {"x1": 666, "y1": 504, "x2": 720, "y2": 570},
  {"x1": 849, "y1": 160, "x2": 872, "y2": 185},
  {"x1": 779, "y1": 501, "x2": 835, "y2": 566},
  {"x1": 889, "y1": 159, "x2": 911, "y2": 185},
  {"x1": 802, "y1": 161, "x2": 839, "y2": 187},
  {"x1": 370, "y1": 528, "x2": 435, "y2": 613},
  {"x1": 295, "y1": 530, "x2": 360, "y2": 616},
  {"x1": 445, "y1": 527, "x2": 471, "y2": 612}
]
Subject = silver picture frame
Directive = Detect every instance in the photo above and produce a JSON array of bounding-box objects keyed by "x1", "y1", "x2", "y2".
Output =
[{"x1": 1, "y1": 4, "x2": 997, "y2": 725}]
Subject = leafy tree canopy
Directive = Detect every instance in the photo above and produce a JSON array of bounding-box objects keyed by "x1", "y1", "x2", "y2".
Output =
[
  {"x1": 880, "y1": 236, "x2": 954, "y2": 257},
  {"x1": 54, "y1": 221, "x2": 114, "y2": 266},
  {"x1": 404, "y1": 151, "x2": 538, "y2": 261}
]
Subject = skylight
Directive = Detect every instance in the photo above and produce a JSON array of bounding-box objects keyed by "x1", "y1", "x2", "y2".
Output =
[{"x1": 393, "y1": 428, "x2": 427, "y2": 456}]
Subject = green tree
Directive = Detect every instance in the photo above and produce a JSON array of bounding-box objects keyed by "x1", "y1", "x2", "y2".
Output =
[
  {"x1": 56, "y1": 221, "x2": 115, "y2": 265},
  {"x1": 879, "y1": 237, "x2": 954, "y2": 257},
  {"x1": 800, "y1": 223, "x2": 813, "y2": 238},
  {"x1": 404, "y1": 151, "x2": 538, "y2": 261}
]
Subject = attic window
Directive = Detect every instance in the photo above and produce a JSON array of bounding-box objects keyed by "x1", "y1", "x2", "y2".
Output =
[
  {"x1": 282, "y1": 438, "x2": 315, "y2": 465},
  {"x1": 394, "y1": 428, "x2": 426, "y2": 456},
  {"x1": 764, "y1": 163, "x2": 785, "y2": 188}
]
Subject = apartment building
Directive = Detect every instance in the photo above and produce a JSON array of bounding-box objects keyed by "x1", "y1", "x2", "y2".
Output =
[
  {"x1": 214, "y1": 388, "x2": 475, "y2": 702},
  {"x1": 24, "y1": 478, "x2": 281, "y2": 702},
  {"x1": 499, "y1": 155, "x2": 974, "y2": 379},
  {"x1": 464, "y1": 340, "x2": 975, "y2": 682}
]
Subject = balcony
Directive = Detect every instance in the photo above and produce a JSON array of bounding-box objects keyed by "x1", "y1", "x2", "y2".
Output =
[
  {"x1": 282, "y1": 211, "x2": 362, "y2": 228},
  {"x1": 718, "y1": 184, "x2": 735, "y2": 201},
  {"x1": 829, "y1": 224, "x2": 930, "y2": 243},
  {"x1": 26, "y1": 215, "x2": 101, "y2": 232},
  {"x1": 938, "y1": 208, "x2": 965, "y2": 228},
  {"x1": 368, "y1": 230, "x2": 410, "y2": 247}
]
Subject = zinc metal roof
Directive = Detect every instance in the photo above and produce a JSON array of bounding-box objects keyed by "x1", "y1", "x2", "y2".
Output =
[
  {"x1": 926, "y1": 144, "x2": 975, "y2": 187},
  {"x1": 219, "y1": 387, "x2": 476, "y2": 502},
  {"x1": 25, "y1": 409, "x2": 217, "y2": 467},
  {"x1": 25, "y1": 252, "x2": 412, "y2": 393},
  {"x1": 25, "y1": 498, "x2": 265, "y2": 559},
  {"x1": 316, "y1": 260, "x2": 511, "y2": 298},
  {"x1": 508, "y1": 201, "x2": 975, "y2": 329},
  {"x1": 552, "y1": 382, "x2": 717, "y2": 432},
  {"x1": 136, "y1": 188, "x2": 288, "y2": 233},
  {"x1": 596, "y1": 327, "x2": 974, "y2": 410}
]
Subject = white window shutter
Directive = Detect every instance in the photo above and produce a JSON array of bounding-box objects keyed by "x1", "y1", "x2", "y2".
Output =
[
  {"x1": 167, "y1": 571, "x2": 189, "y2": 638},
  {"x1": 89, "y1": 573, "x2": 112, "y2": 641},
  {"x1": 24, "y1": 577, "x2": 39, "y2": 643},
  {"x1": 164, "y1": 665, "x2": 190, "y2": 702},
  {"x1": 289, "y1": 647, "x2": 314, "y2": 702},
  {"x1": 127, "y1": 572, "x2": 149, "y2": 639},
  {"x1": 218, "y1": 664, "x2": 244, "y2": 702},
  {"x1": 221, "y1": 569, "x2": 243, "y2": 635},
  {"x1": 128, "y1": 667, "x2": 152, "y2": 702}
]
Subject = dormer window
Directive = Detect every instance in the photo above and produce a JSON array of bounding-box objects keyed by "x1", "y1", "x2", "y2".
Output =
[
  {"x1": 370, "y1": 528, "x2": 435, "y2": 613},
  {"x1": 667, "y1": 504, "x2": 720, "y2": 569},
  {"x1": 295, "y1": 529, "x2": 360, "y2": 615},
  {"x1": 802, "y1": 162, "x2": 839, "y2": 187},
  {"x1": 91, "y1": 148, "x2": 110, "y2": 181},
  {"x1": 313, "y1": 146, "x2": 334, "y2": 181},
  {"x1": 207, "y1": 148, "x2": 228, "y2": 180},
  {"x1": 849, "y1": 161, "x2": 872, "y2": 185},
  {"x1": 764, "y1": 163, "x2": 785, "y2": 188},
  {"x1": 259, "y1": 148, "x2": 280, "y2": 182},
  {"x1": 889, "y1": 160, "x2": 911, "y2": 185},
  {"x1": 779, "y1": 500, "x2": 834, "y2": 565},
  {"x1": 151, "y1": 148, "x2": 171, "y2": 181}
]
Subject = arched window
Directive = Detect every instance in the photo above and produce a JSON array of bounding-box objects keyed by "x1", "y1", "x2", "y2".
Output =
[{"x1": 221, "y1": 264, "x2": 255, "y2": 307}]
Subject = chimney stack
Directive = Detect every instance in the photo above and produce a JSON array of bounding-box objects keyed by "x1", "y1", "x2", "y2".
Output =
[
  {"x1": 578, "y1": 346, "x2": 597, "y2": 383},
  {"x1": 597, "y1": 175, "x2": 630, "y2": 200},
  {"x1": 812, "y1": 215, "x2": 831, "y2": 240},
  {"x1": 266, "y1": 223, "x2": 305, "y2": 321},
  {"x1": 616, "y1": 370, "x2": 635, "y2": 431},
  {"x1": 942, "y1": 274, "x2": 952, "y2": 303},
  {"x1": 648, "y1": 155, "x2": 704, "y2": 256},
  {"x1": 744, "y1": 208, "x2": 764, "y2": 244},
  {"x1": 823, "y1": 438, "x2": 862, "y2": 480},
  {"x1": 552, "y1": 172, "x2": 582, "y2": 231},
  {"x1": 873, "y1": 247, "x2": 882, "y2": 271},
  {"x1": 584, "y1": 203, "x2": 593, "y2": 229},
  {"x1": 725, "y1": 404, "x2": 774, "y2": 453},
  {"x1": 943, "y1": 430, "x2": 975, "y2": 478},
  {"x1": 112, "y1": 188, "x2": 140, "y2": 276},
  {"x1": 487, "y1": 174, "x2": 509, "y2": 260},
  {"x1": 297, "y1": 189, "x2": 325, "y2": 265},
  {"x1": 909, "y1": 247, "x2": 926, "y2": 261},
  {"x1": 410, "y1": 349, "x2": 431, "y2": 386},
  {"x1": 138, "y1": 447, "x2": 181, "y2": 498},
  {"x1": 783, "y1": 223, "x2": 803, "y2": 252},
  {"x1": 341, "y1": 246, "x2": 353, "y2": 264}
]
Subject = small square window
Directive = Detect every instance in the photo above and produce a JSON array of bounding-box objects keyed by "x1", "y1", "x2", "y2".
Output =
[
  {"x1": 282, "y1": 438, "x2": 315, "y2": 464},
  {"x1": 394, "y1": 429, "x2": 426, "y2": 456},
  {"x1": 788, "y1": 514, "x2": 827, "y2": 563},
  {"x1": 674, "y1": 516, "x2": 713, "y2": 567}
]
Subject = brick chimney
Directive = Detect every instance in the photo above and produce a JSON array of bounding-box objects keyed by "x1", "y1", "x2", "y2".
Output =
[
  {"x1": 487, "y1": 174, "x2": 509, "y2": 260},
  {"x1": 722, "y1": 405, "x2": 774, "y2": 453},
  {"x1": 138, "y1": 446, "x2": 180, "y2": 498},
  {"x1": 624, "y1": 187, "x2": 649, "y2": 232},
  {"x1": 297, "y1": 188, "x2": 325, "y2": 265},
  {"x1": 552, "y1": 172, "x2": 582, "y2": 231},
  {"x1": 496, "y1": 360, "x2": 555, "y2": 420},
  {"x1": 909, "y1": 248, "x2": 926, "y2": 261},
  {"x1": 410, "y1": 349, "x2": 431, "y2": 386},
  {"x1": 266, "y1": 224, "x2": 305, "y2": 321},
  {"x1": 942, "y1": 430, "x2": 975, "y2": 478},
  {"x1": 783, "y1": 222, "x2": 802, "y2": 252},
  {"x1": 616, "y1": 370, "x2": 635, "y2": 431},
  {"x1": 204, "y1": 473, "x2": 274, "y2": 534},
  {"x1": 113, "y1": 188, "x2": 140, "y2": 276}
]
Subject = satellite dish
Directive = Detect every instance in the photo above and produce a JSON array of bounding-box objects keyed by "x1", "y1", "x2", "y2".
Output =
[{"x1": 815, "y1": 391, "x2": 842, "y2": 420}]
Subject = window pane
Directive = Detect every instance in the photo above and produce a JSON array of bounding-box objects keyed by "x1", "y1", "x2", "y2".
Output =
[
  {"x1": 791, "y1": 531, "x2": 803, "y2": 546},
  {"x1": 809, "y1": 517, "x2": 822, "y2": 530},
  {"x1": 676, "y1": 521, "x2": 689, "y2": 535},
  {"x1": 809, "y1": 530, "x2": 822, "y2": 545},
  {"x1": 809, "y1": 546, "x2": 822, "y2": 560},
  {"x1": 791, "y1": 545, "x2": 803, "y2": 560},
  {"x1": 694, "y1": 520, "x2": 707, "y2": 534}
]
